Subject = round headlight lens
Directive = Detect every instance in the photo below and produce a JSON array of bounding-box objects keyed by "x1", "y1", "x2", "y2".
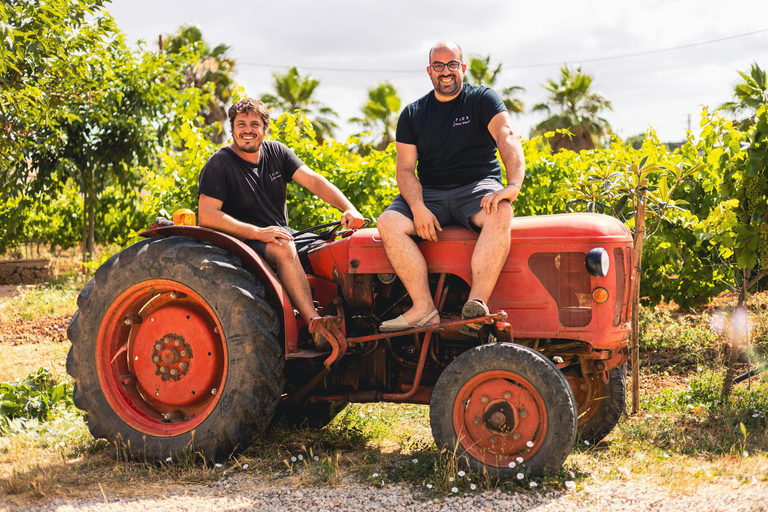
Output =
[{"x1": 586, "y1": 248, "x2": 610, "y2": 277}]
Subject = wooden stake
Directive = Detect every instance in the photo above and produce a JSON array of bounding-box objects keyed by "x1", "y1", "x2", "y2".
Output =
[{"x1": 631, "y1": 181, "x2": 647, "y2": 413}]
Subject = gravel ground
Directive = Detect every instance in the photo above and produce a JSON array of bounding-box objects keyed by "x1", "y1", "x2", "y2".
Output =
[{"x1": 4, "y1": 477, "x2": 768, "y2": 512}]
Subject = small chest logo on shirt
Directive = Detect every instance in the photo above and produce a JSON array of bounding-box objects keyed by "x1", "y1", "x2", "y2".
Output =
[
  {"x1": 268, "y1": 170, "x2": 281, "y2": 181},
  {"x1": 453, "y1": 115, "x2": 471, "y2": 127}
]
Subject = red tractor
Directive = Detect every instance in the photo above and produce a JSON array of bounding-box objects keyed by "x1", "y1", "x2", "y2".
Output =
[{"x1": 67, "y1": 212, "x2": 633, "y2": 476}]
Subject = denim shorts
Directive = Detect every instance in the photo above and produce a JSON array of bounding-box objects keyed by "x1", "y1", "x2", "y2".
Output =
[{"x1": 384, "y1": 177, "x2": 506, "y2": 232}]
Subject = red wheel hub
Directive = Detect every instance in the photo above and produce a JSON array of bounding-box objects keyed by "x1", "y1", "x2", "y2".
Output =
[
  {"x1": 97, "y1": 280, "x2": 227, "y2": 436},
  {"x1": 453, "y1": 370, "x2": 547, "y2": 467}
]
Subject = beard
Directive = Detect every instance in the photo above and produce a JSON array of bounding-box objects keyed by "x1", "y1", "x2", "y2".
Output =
[
  {"x1": 233, "y1": 135, "x2": 262, "y2": 153},
  {"x1": 432, "y1": 73, "x2": 463, "y2": 98}
]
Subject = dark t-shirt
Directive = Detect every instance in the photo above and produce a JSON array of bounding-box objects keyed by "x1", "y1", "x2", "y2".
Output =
[
  {"x1": 396, "y1": 83, "x2": 507, "y2": 187},
  {"x1": 197, "y1": 141, "x2": 304, "y2": 228}
]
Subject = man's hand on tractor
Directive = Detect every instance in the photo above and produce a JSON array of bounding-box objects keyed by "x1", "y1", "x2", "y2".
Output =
[
  {"x1": 256, "y1": 226, "x2": 294, "y2": 246},
  {"x1": 481, "y1": 184, "x2": 520, "y2": 215},
  {"x1": 341, "y1": 208, "x2": 366, "y2": 229},
  {"x1": 413, "y1": 204, "x2": 442, "y2": 242}
]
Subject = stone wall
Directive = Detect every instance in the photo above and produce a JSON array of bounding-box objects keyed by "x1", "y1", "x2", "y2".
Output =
[{"x1": 0, "y1": 259, "x2": 51, "y2": 285}]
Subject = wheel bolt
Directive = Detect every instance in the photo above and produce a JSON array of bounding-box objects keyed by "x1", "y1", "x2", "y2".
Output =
[
  {"x1": 489, "y1": 436, "x2": 497, "y2": 444},
  {"x1": 179, "y1": 362, "x2": 188, "y2": 370},
  {"x1": 164, "y1": 413, "x2": 172, "y2": 420},
  {"x1": 512, "y1": 432, "x2": 521, "y2": 441},
  {"x1": 155, "y1": 343, "x2": 163, "y2": 351},
  {"x1": 174, "y1": 339, "x2": 181, "y2": 347},
  {"x1": 170, "y1": 368, "x2": 178, "y2": 376},
  {"x1": 165, "y1": 336, "x2": 173, "y2": 344},
  {"x1": 153, "y1": 356, "x2": 160, "y2": 363},
  {"x1": 504, "y1": 392, "x2": 512, "y2": 399},
  {"x1": 474, "y1": 417, "x2": 481, "y2": 425},
  {"x1": 481, "y1": 395, "x2": 489, "y2": 403},
  {"x1": 159, "y1": 366, "x2": 167, "y2": 373},
  {"x1": 213, "y1": 327, "x2": 219, "y2": 334},
  {"x1": 211, "y1": 388, "x2": 218, "y2": 395},
  {"x1": 170, "y1": 291, "x2": 177, "y2": 299},
  {"x1": 519, "y1": 409, "x2": 528, "y2": 419},
  {"x1": 180, "y1": 350, "x2": 188, "y2": 357}
]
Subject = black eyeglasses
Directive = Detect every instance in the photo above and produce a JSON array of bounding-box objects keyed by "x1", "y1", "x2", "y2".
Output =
[{"x1": 430, "y1": 60, "x2": 463, "y2": 72}]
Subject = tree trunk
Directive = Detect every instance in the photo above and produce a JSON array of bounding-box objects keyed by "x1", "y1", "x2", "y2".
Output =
[
  {"x1": 82, "y1": 189, "x2": 88, "y2": 265},
  {"x1": 631, "y1": 184, "x2": 647, "y2": 414},
  {"x1": 722, "y1": 269, "x2": 749, "y2": 398}
]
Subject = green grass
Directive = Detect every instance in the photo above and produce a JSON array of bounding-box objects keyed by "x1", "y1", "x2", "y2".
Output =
[{"x1": 0, "y1": 275, "x2": 82, "y2": 322}]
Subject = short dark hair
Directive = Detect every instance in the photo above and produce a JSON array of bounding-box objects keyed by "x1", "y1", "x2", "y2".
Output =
[{"x1": 228, "y1": 98, "x2": 270, "y2": 132}]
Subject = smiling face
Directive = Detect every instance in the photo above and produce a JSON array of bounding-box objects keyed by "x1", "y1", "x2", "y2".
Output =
[
  {"x1": 231, "y1": 111, "x2": 266, "y2": 161},
  {"x1": 428, "y1": 44, "x2": 466, "y2": 101}
]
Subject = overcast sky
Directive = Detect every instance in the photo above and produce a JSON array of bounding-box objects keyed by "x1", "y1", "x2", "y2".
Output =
[{"x1": 107, "y1": 0, "x2": 768, "y2": 144}]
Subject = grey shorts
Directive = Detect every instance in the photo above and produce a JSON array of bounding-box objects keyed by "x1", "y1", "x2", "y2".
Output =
[{"x1": 384, "y1": 177, "x2": 506, "y2": 233}]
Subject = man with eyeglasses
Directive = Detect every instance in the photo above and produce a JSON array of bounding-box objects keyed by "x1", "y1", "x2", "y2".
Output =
[{"x1": 377, "y1": 40, "x2": 525, "y2": 334}]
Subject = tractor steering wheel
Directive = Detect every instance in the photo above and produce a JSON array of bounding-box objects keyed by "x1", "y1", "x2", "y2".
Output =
[{"x1": 293, "y1": 219, "x2": 370, "y2": 241}]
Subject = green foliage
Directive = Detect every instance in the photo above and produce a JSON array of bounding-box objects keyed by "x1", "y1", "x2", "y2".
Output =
[
  {"x1": 718, "y1": 62, "x2": 768, "y2": 130},
  {"x1": 532, "y1": 65, "x2": 613, "y2": 151},
  {"x1": 464, "y1": 54, "x2": 525, "y2": 115},
  {"x1": 0, "y1": 368, "x2": 74, "y2": 433},
  {"x1": 271, "y1": 112, "x2": 397, "y2": 229},
  {"x1": 349, "y1": 81, "x2": 401, "y2": 151},
  {"x1": 261, "y1": 67, "x2": 338, "y2": 142}
]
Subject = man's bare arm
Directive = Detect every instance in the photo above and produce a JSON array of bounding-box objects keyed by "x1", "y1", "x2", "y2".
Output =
[
  {"x1": 198, "y1": 194, "x2": 293, "y2": 245},
  {"x1": 292, "y1": 166, "x2": 365, "y2": 228},
  {"x1": 395, "y1": 142, "x2": 442, "y2": 241},
  {"x1": 480, "y1": 112, "x2": 526, "y2": 214}
]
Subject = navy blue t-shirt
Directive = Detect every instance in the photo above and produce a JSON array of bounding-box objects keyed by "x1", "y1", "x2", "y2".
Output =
[
  {"x1": 396, "y1": 83, "x2": 507, "y2": 187},
  {"x1": 197, "y1": 141, "x2": 303, "y2": 228}
]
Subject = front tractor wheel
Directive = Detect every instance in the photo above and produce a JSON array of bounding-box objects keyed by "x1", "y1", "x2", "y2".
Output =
[
  {"x1": 66, "y1": 237, "x2": 283, "y2": 461},
  {"x1": 430, "y1": 343, "x2": 578, "y2": 477}
]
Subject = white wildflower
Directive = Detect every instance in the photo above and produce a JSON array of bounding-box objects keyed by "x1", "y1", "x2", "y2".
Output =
[
  {"x1": 215, "y1": 463, "x2": 223, "y2": 468},
  {"x1": 508, "y1": 462, "x2": 516, "y2": 468},
  {"x1": 372, "y1": 473, "x2": 379, "y2": 478},
  {"x1": 458, "y1": 470, "x2": 466, "y2": 477},
  {"x1": 314, "y1": 456, "x2": 319, "y2": 461},
  {"x1": 412, "y1": 458, "x2": 418, "y2": 464},
  {"x1": 451, "y1": 487, "x2": 458, "y2": 493},
  {"x1": 516, "y1": 473, "x2": 524, "y2": 480},
  {"x1": 426, "y1": 484, "x2": 433, "y2": 489},
  {"x1": 165, "y1": 457, "x2": 172, "y2": 462},
  {"x1": 470, "y1": 484, "x2": 477, "y2": 490},
  {"x1": 529, "y1": 481, "x2": 538, "y2": 488},
  {"x1": 516, "y1": 456, "x2": 524, "y2": 463},
  {"x1": 565, "y1": 481, "x2": 576, "y2": 489},
  {"x1": 583, "y1": 440, "x2": 590, "y2": 446},
  {"x1": 744, "y1": 451, "x2": 750, "y2": 458},
  {"x1": 290, "y1": 457, "x2": 297, "y2": 462},
  {"x1": 242, "y1": 464, "x2": 249, "y2": 469},
  {"x1": 526, "y1": 441, "x2": 534, "y2": 448},
  {"x1": 449, "y1": 477, "x2": 454, "y2": 482},
  {"x1": 298, "y1": 454, "x2": 303, "y2": 461}
]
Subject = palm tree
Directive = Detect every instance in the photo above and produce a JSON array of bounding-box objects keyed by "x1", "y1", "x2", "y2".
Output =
[
  {"x1": 260, "y1": 66, "x2": 338, "y2": 143},
  {"x1": 531, "y1": 65, "x2": 612, "y2": 152},
  {"x1": 163, "y1": 25, "x2": 236, "y2": 144},
  {"x1": 349, "y1": 82, "x2": 401, "y2": 150},
  {"x1": 464, "y1": 55, "x2": 525, "y2": 115},
  {"x1": 718, "y1": 62, "x2": 767, "y2": 130}
]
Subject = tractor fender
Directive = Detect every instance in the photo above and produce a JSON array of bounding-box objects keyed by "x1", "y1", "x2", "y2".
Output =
[{"x1": 139, "y1": 226, "x2": 298, "y2": 351}]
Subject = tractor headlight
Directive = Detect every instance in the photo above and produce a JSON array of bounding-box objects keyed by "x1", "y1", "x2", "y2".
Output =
[{"x1": 585, "y1": 248, "x2": 610, "y2": 277}]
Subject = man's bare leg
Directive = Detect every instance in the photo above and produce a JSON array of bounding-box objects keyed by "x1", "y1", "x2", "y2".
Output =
[
  {"x1": 467, "y1": 201, "x2": 513, "y2": 303},
  {"x1": 376, "y1": 210, "x2": 440, "y2": 324},
  {"x1": 264, "y1": 241, "x2": 318, "y2": 324}
]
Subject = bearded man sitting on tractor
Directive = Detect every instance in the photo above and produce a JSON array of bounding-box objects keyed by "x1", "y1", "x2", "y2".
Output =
[
  {"x1": 377, "y1": 40, "x2": 526, "y2": 334},
  {"x1": 197, "y1": 97, "x2": 365, "y2": 347}
]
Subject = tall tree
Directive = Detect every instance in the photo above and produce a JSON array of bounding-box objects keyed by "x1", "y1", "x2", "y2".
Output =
[
  {"x1": 349, "y1": 82, "x2": 401, "y2": 150},
  {"x1": 718, "y1": 62, "x2": 767, "y2": 130},
  {"x1": 532, "y1": 65, "x2": 612, "y2": 152},
  {"x1": 261, "y1": 66, "x2": 338, "y2": 142},
  {"x1": 464, "y1": 55, "x2": 525, "y2": 115},
  {"x1": 0, "y1": 0, "x2": 202, "y2": 260},
  {"x1": 162, "y1": 25, "x2": 236, "y2": 144}
]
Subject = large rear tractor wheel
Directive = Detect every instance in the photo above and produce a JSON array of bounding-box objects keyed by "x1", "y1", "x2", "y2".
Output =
[
  {"x1": 66, "y1": 237, "x2": 283, "y2": 461},
  {"x1": 430, "y1": 343, "x2": 577, "y2": 478},
  {"x1": 568, "y1": 366, "x2": 625, "y2": 445}
]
